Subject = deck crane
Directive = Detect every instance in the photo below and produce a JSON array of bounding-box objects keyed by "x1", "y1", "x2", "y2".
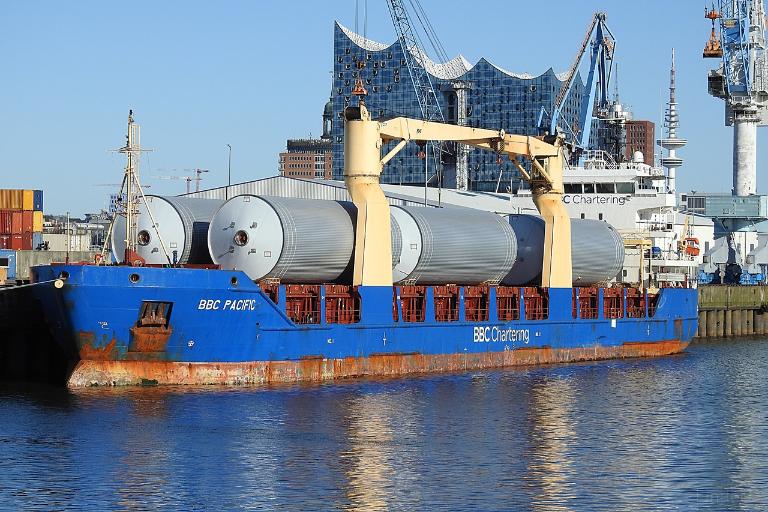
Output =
[
  {"x1": 344, "y1": 98, "x2": 570, "y2": 288},
  {"x1": 538, "y1": 12, "x2": 616, "y2": 160},
  {"x1": 384, "y1": 0, "x2": 464, "y2": 190}
]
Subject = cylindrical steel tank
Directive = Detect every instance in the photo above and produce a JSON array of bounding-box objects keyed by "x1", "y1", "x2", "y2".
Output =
[
  {"x1": 208, "y1": 195, "x2": 356, "y2": 283},
  {"x1": 503, "y1": 215, "x2": 625, "y2": 285},
  {"x1": 112, "y1": 195, "x2": 223, "y2": 264},
  {"x1": 391, "y1": 205, "x2": 517, "y2": 285}
]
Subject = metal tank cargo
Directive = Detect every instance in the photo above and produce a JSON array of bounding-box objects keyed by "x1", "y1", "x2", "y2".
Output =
[
  {"x1": 112, "y1": 195, "x2": 222, "y2": 265},
  {"x1": 207, "y1": 195, "x2": 356, "y2": 283},
  {"x1": 209, "y1": 195, "x2": 624, "y2": 286},
  {"x1": 390, "y1": 205, "x2": 516, "y2": 285},
  {"x1": 503, "y1": 215, "x2": 625, "y2": 285}
]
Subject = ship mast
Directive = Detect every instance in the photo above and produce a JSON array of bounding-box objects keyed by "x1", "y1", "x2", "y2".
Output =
[
  {"x1": 99, "y1": 110, "x2": 171, "y2": 265},
  {"x1": 124, "y1": 110, "x2": 140, "y2": 258}
]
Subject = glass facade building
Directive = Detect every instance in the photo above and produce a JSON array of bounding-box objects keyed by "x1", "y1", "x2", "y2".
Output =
[{"x1": 332, "y1": 22, "x2": 588, "y2": 191}]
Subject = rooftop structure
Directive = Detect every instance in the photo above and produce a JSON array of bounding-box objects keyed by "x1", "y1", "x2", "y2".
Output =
[{"x1": 331, "y1": 22, "x2": 592, "y2": 191}]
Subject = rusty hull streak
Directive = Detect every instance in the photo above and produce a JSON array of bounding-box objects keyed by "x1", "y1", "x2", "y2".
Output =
[
  {"x1": 129, "y1": 326, "x2": 173, "y2": 353},
  {"x1": 66, "y1": 340, "x2": 689, "y2": 387},
  {"x1": 76, "y1": 331, "x2": 118, "y2": 361}
]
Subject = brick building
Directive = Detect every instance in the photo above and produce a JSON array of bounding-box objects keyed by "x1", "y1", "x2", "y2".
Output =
[
  {"x1": 625, "y1": 120, "x2": 655, "y2": 166},
  {"x1": 278, "y1": 139, "x2": 333, "y2": 179}
]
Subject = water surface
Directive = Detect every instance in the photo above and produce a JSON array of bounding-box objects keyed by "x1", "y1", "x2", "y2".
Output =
[{"x1": 1, "y1": 337, "x2": 767, "y2": 511}]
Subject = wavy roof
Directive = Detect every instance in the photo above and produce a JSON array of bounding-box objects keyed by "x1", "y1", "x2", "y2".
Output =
[
  {"x1": 336, "y1": 22, "x2": 566, "y2": 82},
  {"x1": 337, "y1": 22, "x2": 470, "y2": 80}
]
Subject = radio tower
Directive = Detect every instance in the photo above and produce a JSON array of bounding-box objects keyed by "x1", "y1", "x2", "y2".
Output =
[{"x1": 658, "y1": 49, "x2": 686, "y2": 194}]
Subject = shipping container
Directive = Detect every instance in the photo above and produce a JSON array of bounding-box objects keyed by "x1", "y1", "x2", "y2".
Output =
[
  {"x1": 0, "y1": 211, "x2": 11, "y2": 234},
  {"x1": 10, "y1": 211, "x2": 22, "y2": 234},
  {"x1": 0, "y1": 189, "x2": 23, "y2": 210},
  {"x1": 0, "y1": 235, "x2": 9, "y2": 250},
  {"x1": 22, "y1": 189, "x2": 34, "y2": 210},
  {"x1": 32, "y1": 232, "x2": 43, "y2": 249},
  {"x1": 0, "y1": 249, "x2": 16, "y2": 280},
  {"x1": 21, "y1": 211, "x2": 33, "y2": 234},
  {"x1": 10, "y1": 234, "x2": 22, "y2": 250},
  {"x1": 32, "y1": 210, "x2": 43, "y2": 232},
  {"x1": 22, "y1": 232, "x2": 32, "y2": 250},
  {"x1": 33, "y1": 190, "x2": 43, "y2": 211}
]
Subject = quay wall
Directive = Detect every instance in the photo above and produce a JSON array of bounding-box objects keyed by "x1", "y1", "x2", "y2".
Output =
[{"x1": 697, "y1": 285, "x2": 768, "y2": 338}]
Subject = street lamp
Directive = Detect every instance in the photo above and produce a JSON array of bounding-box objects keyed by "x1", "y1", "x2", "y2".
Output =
[{"x1": 226, "y1": 144, "x2": 232, "y2": 200}]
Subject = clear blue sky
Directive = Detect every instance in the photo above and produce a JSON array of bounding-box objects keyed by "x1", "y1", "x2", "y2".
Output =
[{"x1": 0, "y1": 1, "x2": 747, "y2": 215}]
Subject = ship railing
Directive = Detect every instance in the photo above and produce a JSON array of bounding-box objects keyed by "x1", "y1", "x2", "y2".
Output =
[
  {"x1": 497, "y1": 286, "x2": 521, "y2": 321},
  {"x1": 523, "y1": 287, "x2": 549, "y2": 321},
  {"x1": 603, "y1": 288, "x2": 624, "y2": 319},
  {"x1": 626, "y1": 288, "x2": 646, "y2": 318},
  {"x1": 464, "y1": 285, "x2": 490, "y2": 322},
  {"x1": 433, "y1": 285, "x2": 460, "y2": 322},
  {"x1": 325, "y1": 285, "x2": 361, "y2": 324},
  {"x1": 285, "y1": 284, "x2": 321, "y2": 325},
  {"x1": 399, "y1": 285, "x2": 427, "y2": 323},
  {"x1": 648, "y1": 292, "x2": 659, "y2": 317},
  {"x1": 573, "y1": 288, "x2": 599, "y2": 319}
]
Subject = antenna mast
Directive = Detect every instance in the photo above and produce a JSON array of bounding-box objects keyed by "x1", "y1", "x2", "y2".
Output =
[{"x1": 101, "y1": 110, "x2": 171, "y2": 265}]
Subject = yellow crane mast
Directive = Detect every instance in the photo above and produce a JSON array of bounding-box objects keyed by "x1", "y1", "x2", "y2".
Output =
[{"x1": 343, "y1": 100, "x2": 572, "y2": 288}]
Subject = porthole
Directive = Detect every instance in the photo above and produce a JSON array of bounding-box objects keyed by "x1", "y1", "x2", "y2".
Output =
[
  {"x1": 137, "y1": 230, "x2": 150, "y2": 246},
  {"x1": 233, "y1": 230, "x2": 248, "y2": 247},
  {"x1": 129, "y1": 273, "x2": 140, "y2": 283},
  {"x1": 230, "y1": 276, "x2": 239, "y2": 287}
]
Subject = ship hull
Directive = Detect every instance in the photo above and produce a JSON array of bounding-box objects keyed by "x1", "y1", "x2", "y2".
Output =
[{"x1": 32, "y1": 265, "x2": 698, "y2": 387}]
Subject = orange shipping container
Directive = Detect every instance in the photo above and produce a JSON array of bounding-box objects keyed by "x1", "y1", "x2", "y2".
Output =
[
  {"x1": 0, "y1": 211, "x2": 11, "y2": 234},
  {"x1": 10, "y1": 211, "x2": 22, "y2": 234},
  {"x1": 0, "y1": 190, "x2": 23, "y2": 210},
  {"x1": 22, "y1": 189, "x2": 34, "y2": 210},
  {"x1": 33, "y1": 210, "x2": 43, "y2": 232},
  {"x1": 9, "y1": 234, "x2": 22, "y2": 250},
  {"x1": 21, "y1": 211, "x2": 33, "y2": 233}
]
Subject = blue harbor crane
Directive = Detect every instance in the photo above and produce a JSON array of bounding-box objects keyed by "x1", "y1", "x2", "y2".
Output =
[
  {"x1": 699, "y1": 0, "x2": 768, "y2": 284},
  {"x1": 537, "y1": 12, "x2": 616, "y2": 162}
]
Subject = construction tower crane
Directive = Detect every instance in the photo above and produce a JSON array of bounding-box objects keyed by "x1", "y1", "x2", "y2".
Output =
[
  {"x1": 538, "y1": 12, "x2": 616, "y2": 159},
  {"x1": 152, "y1": 168, "x2": 209, "y2": 194}
]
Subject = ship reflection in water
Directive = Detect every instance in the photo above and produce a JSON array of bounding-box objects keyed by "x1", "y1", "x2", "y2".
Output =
[{"x1": 1, "y1": 338, "x2": 768, "y2": 511}]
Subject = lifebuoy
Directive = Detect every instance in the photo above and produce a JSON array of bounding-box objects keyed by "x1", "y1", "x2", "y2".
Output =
[{"x1": 94, "y1": 253, "x2": 103, "y2": 265}]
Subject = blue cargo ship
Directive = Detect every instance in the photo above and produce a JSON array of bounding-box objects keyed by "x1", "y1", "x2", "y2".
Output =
[
  {"x1": 30, "y1": 106, "x2": 697, "y2": 386},
  {"x1": 31, "y1": 265, "x2": 696, "y2": 386}
]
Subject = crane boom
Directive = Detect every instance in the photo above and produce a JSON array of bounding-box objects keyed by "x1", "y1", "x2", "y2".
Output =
[
  {"x1": 385, "y1": 0, "x2": 445, "y2": 123},
  {"x1": 343, "y1": 101, "x2": 571, "y2": 288},
  {"x1": 543, "y1": 12, "x2": 615, "y2": 154}
]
